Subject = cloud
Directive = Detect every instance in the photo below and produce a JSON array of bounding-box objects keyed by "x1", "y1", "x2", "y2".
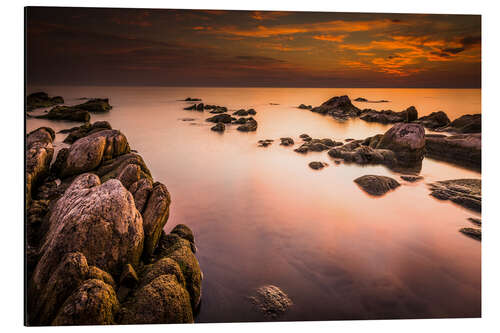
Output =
[
  {"x1": 250, "y1": 11, "x2": 291, "y2": 21},
  {"x1": 313, "y1": 34, "x2": 347, "y2": 42},
  {"x1": 255, "y1": 42, "x2": 312, "y2": 52},
  {"x1": 205, "y1": 19, "x2": 401, "y2": 38}
]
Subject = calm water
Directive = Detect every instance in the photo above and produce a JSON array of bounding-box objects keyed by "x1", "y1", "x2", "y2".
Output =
[{"x1": 26, "y1": 87, "x2": 481, "y2": 321}]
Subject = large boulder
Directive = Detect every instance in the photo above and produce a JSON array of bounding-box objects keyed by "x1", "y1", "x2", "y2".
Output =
[
  {"x1": 26, "y1": 127, "x2": 55, "y2": 208},
  {"x1": 376, "y1": 123, "x2": 425, "y2": 165},
  {"x1": 95, "y1": 153, "x2": 152, "y2": 184},
  {"x1": 32, "y1": 174, "x2": 144, "y2": 288},
  {"x1": 425, "y1": 133, "x2": 481, "y2": 169},
  {"x1": 58, "y1": 130, "x2": 130, "y2": 178},
  {"x1": 310, "y1": 95, "x2": 361, "y2": 119},
  {"x1": 28, "y1": 252, "x2": 90, "y2": 325},
  {"x1": 354, "y1": 175, "x2": 401, "y2": 196},
  {"x1": 142, "y1": 182, "x2": 171, "y2": 258},
  {"x1": 119, "y1": 274, "x2": 193, "y2": 324},
  {"x1": 155, "y1": 226, "x2": 202, "y2": 309},
  {"x1": 249, "y1": 285, "x2": 293, "y2": 318},
  {"x1": 128, "y1": 178, "x2": 153, "y2": 213},
  {"x1": 52, "y1": 279, "x2": 119, "y2": 325},
  {"x1": 60, "y1": 121, "x2": 112, "y2": 144}
]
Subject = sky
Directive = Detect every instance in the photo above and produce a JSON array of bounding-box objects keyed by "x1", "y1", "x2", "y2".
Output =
[{"x1": 26, "y1": 7, "x2": 481, "y2": 88}]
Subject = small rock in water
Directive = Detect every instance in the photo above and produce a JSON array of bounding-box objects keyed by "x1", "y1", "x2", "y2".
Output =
[
  {"x1": 248, "y1": 285, "x2": 293, "y2": 318},
  {"x1": 180, "y1": 118, "x2": 196, "y2": 121},
  {"x1": 354, "y1": 175, "x2": 400, "y2": 196},
  {"x1": 468, "y1": 217, "x2": 482, "y2": 226},
  {"x1": 211, "y1": 122, "x2": 225, "y2": 132},
  {"x1": 258, "y1": 139, "x2": 273, "y2": 147},
  {"x1": 309, "y1": 161, "x2": 328, "y2": 170},
  {"x1": 280, "y1": 137, "x2": 294, "y2": 146},
  {"x1": 400, "y1": 175, "x2": 423, "y2": 182},
  {"x1": 459, "y1": 227, "x2": 481, "y2": 240}
]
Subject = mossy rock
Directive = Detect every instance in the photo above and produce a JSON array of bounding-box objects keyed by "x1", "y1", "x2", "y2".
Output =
[
  {"x1": 52, "y1": 279, "x2": 119, "y2": 325},
  {"x1": 119, "y1": 274, "x2": 193, "y2": 324}
]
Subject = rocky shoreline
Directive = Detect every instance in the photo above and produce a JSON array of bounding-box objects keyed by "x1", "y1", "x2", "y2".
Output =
[{"x1": 26, "y1": 115, "x2": 202, "y2": 325}]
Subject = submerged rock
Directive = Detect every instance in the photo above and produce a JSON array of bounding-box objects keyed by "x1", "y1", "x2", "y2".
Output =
[
  {"x1": 428, "y1": 179, "x2": 481, "y2": 212},
  {"x1": 206, "y1": 114, "x2": 235, "y2": 124},
  {"x1": 425, "y1": 133, "x2": 481, "y2": 169},
  {"x1": 237, "y1": 117, "x2": 258, "y2": 132},
  {"x1": 75, "y1": 98, "x2": 112, "y2": 113},
  {"x1": 354, "y1": 175, "x2": 401, "y2": 196},
  {"x1": 354, "y1": 97, "x2": 389, "y2": 103},
  {"x1": 298, "y1": 104, "x2": 312, "y2": 110},
  {"x1": 294, "y1": 138, "x2": 341, "y2": 154},
  {"x1": 280, "y1": 137, "x2": 294, "y2": 146},
  {"x1": 309, "y1": 161, "x2": 328, "y2": 170},
  {"x1": 248, "y1": 285, "x2": 293, "y2": 318},
  {"x1": 27, "y1": 92, "x2": 64, "y2": 111},
  {"x1": 258, "y1": 139, "x2": 273, "y2": 147},
  {"x1": 400, "y1": 175, "x2": 423, "y2": 182},
  {"x1": 459, "y1": 227, "x2": 481, "y2": 240},
  {"x1": 184, "y1": 97, "x2": 201, "y2": 101},
  {"x1": 233, "y1": 109, "x2": 250, "y2": 116},
  {"x1": 211, "y1": 122, "x2": 225, "y2": 132},
  {"x1": 310, "y1": 95, "x2": 361, "y2": 119},
  {"x1": 35, "y1": 106, "x2": 91, "y2": 122},
  {"x1": 468, "y1": 217, "x2": 482, "y2": 226}
]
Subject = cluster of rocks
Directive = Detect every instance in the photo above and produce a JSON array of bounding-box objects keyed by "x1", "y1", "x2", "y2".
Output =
[
  {"x1": 184, "y1": 103, "x2": 228, "y2": 114},
  {"x1": 205, "y1": 114, "x2": 258, "y2": 133},
  {"x1": 294, "y1": 136, "x2": 343, "y2": 153},
  {"x1": 34, "y1": 97, "x2": 112, "y2": 122},
  {"x1": 27, "y1": 92, "x2": 64, "y2": 111},
  {"x1": 233, "y1": 108, "x2": 257, "y2": 116},
  {"x1": 26, "y1": 122, "x2": 202, "y2": 325}
]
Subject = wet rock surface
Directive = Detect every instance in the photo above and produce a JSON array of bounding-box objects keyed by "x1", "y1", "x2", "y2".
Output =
[
  {"x1": 459, "y1": 227, "x2": 481, "y2": 240},
  {"x1": 248, "y1": 285, "x2": 293, "y2": 318},
  {"x1": 425, "y1": 133, "x2": 481, "y2": 169},
  {"x1": 237, "y1": 117, "x2": 258, "y2": 132},
  {"x1": 428, "y1": 179, "x2": 481, "y2": 212},
  {"x1": 280, "y1": 137, "x2": 294, "y2": 146},
  {"x1": 360, "y1": 106, "x2": 418, "y2": 124},
  {"x1": 211, "y1": 122, "x2": 225, "y2": 132},
  {"x1": 354, "y1": 175, "x2": 401, "y2": 196},
  {"x1": 309, "y1": 161, "x2": 328, "y2": 169}
]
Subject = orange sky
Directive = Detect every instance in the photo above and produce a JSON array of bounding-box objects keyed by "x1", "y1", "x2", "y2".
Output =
[{"x1": 26, "y1": 8, "x2": 481, "y2": 87}]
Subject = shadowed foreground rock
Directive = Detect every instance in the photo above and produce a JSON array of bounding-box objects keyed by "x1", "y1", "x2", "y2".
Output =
[
  {"x1": 26, "y1": 123, "x2": 201, "y2": 326},
  {"x1": 428, "y1": 179, "x2": 481, "y2": 212},
  {"x1": 376, "y1": 123, "x2": 425, "y2": 166},
  {"x1": 59, "y1": 121, "x2": 112, "y2": 144},
  {"x1": 35, "y1": 106, "x2": 91, "y2": 122},
  {"x1": 354, "y1": 175, "x2": 401, "y2": 196},
  {"x1": 436, "y1": 114, "x2": 481, "y2": 133},
  {"x1": 416, "y1": 111, "x2": 450, "y2": 129},
  {"x1": 249, "y1": 285, "x2": 293, "y2": 318}
]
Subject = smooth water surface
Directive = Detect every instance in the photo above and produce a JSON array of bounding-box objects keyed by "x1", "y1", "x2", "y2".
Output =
[{"x1": 26, "y1": 87, "x2": 481, "y2": 321}]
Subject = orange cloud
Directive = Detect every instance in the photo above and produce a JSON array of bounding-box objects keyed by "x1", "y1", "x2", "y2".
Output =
[
  {"x1": 313, "y1": 34, "x2": 347, "y2": 42},
  {"x1": 208, "y1": 19, "x2": 400, "y2": 38},
  {"x1": 256, "y1": 42, "x2": 312, "y2": 52},
  {"x1": 251, "y1": 11, "x2": 291, "y2": 21}
]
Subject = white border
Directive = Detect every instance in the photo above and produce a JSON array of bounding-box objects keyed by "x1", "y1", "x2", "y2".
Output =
[{"x1": 2, "y1": 1, "x2": 499, "y2": 332}]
